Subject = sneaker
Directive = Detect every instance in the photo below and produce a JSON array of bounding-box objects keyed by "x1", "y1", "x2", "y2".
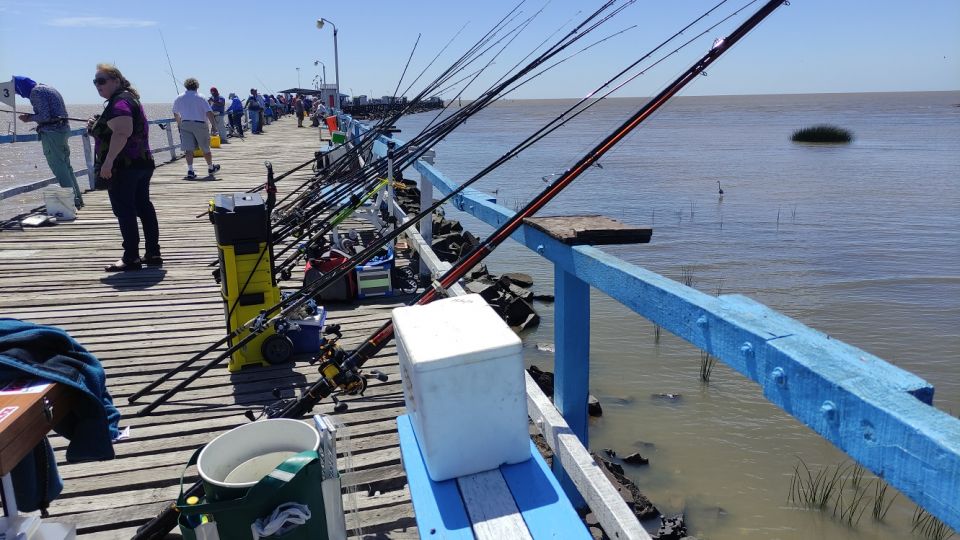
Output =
[
  {"x1": 208, "y1": 164, "x2": 221, "y2": 175},
  {"x1": 186, "y1": 170, "x2": 197, "y2": 180}
]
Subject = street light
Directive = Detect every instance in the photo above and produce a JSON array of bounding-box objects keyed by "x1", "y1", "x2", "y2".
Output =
[
  {"x1": 313, "y1": 60, "x2": 327, "y2": 89},
  {"x1": 296, "y1": 67, "x2": 301, "y2": 89},
  {"x1": 316, "y1": 17, "x2": 339, "y2": 110}
]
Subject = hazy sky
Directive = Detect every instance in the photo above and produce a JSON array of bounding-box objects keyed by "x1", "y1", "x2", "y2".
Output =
[{"x1": 0, "y1": 0, "x2": 957, "y2": 105}]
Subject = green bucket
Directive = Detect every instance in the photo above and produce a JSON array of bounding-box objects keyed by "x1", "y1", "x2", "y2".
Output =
[
  {"x1": 178, "y1": 450, "x2": 328, "y2": 540},
  {"x1": 197, "y1": 418, "x2": 320, "y2": 502}
]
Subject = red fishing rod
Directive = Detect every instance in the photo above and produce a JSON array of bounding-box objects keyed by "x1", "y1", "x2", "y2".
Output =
[{"x1": 273, "y1": 0, "x2": 790, "y2": 419}]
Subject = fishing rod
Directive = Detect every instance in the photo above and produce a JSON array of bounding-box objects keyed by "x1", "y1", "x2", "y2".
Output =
[
  {"x1": 265, "y1": 7, "x2": 573, "y2": 253},
  {"x1": 159, "y1": 30, "x2": 180, "y2": 95},
  {"x1": 268, "y1": 3, "x2": 629, "y2": 277},
  {"x1": 130, "y1": 0, "x2": 554, "y2": 404},
  {"x1": 391, "y1": 33, "x2": 422, "y2": 102},
  {"x1": 130, "y1": 1, "x2": 628, "y2": 414},
  {"x1": 269, "y1": 0, "x2": 790, "y2": 420},
  {"x1": 0, "y1": 109, "x2": 88, "y2": 123},
  {"x1": 131, "y1": 3, "x2": 786, "y2": 535}
]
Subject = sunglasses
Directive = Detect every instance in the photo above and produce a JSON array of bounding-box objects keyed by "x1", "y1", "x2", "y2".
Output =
[{"x1": 93, "y1": 77, "x2": 112, "y2": 86}]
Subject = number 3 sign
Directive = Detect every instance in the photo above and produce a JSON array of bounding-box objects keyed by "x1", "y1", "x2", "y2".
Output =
[{"x1": 0, "y1": 79, "x2": 15, "y2": 107}]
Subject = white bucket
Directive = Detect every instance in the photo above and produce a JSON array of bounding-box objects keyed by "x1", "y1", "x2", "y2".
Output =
[
  {"x1": 197, "y1": 419, "x2": 320, "y2": 501},
  {"x1": 43, "y1": 188, "x2": 76, "y2": 221}
]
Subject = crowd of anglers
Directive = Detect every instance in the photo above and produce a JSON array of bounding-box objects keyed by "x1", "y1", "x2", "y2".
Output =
[{"x1": 219, "y1": 89, "x2": 330, "y2": 138}]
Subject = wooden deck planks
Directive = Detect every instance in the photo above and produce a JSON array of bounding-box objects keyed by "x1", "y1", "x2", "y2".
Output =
[{"x1": 0, "y1": 117, "x2": 416, "y2": 538}]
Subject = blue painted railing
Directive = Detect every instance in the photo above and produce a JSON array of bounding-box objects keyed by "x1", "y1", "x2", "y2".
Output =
[{"x1": 362, "y1": 126, "x2": 960, "y2": 531}]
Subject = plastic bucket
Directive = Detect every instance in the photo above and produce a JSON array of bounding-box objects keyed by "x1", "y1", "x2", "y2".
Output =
[
  {"x1": 210, "y1": 135, "x2": 221, "y2": 148},
  {"x1": 197, "y1": 419, "x2": 319, "y2": 502},
  {"x1": 43, "y1": 188, "x2": 76, "y2": 221},
  {"x1": 324, "y1": 116, "x2": 338, "y2": 132}
]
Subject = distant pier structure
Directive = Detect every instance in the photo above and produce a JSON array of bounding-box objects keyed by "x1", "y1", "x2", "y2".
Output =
[{"x1": 278, "y1": 86, "x2": 444, "y2": 119}]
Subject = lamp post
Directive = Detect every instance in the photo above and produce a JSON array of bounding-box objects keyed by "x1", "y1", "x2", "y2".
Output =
[
  {"x1": 313, "y1": 60, "x2": 327, "y2": 92},
  {"x1": 296, "y1": 67, "x2": 301, "y2": 89},
  {"x1": 316, "y1": 17, "x2": 339, "y2": 110}
]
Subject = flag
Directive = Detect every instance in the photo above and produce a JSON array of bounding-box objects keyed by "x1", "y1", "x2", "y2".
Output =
[{"x1": 0, "y1": 78, "x2": 14, "y2": 107}]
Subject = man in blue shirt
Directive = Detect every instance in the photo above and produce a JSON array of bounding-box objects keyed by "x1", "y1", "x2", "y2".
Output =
[
  {"x1": 226, "y1": 93, "x2": 245, "y2": 138},
  {"x1": 15, "y1": 76, "x2": 84, "y2": 209}
]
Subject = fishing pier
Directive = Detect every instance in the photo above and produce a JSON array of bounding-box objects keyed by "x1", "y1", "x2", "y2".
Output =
[{"x1": 0, "y1": 110, "x2": 956, "y2": 539}]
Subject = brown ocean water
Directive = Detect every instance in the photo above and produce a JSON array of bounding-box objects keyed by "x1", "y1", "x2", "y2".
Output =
[
  {"x1": 1, "y1": 92, "x2": 958, "y2": 538},
  {"x1": 394, "y1": 92, "x2": 960, "y2": 539}
]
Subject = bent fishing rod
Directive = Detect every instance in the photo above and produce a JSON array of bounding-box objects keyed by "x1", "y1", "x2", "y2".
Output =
[
  {"x1": 135, "y1": 0, "x2": 729, "y2": 416},
  {"x1": 130, "y1": 1, "x2": 630, "y2": 413},
  {"x1": 131, "y1": 3, "x2": 786, "y2": 537},
  {"x1": 270, "y1": 0, "x2": 790, "y2": 419},
  {"x1": 261, "y1": 2, "x2": 627, "y2": 274}
]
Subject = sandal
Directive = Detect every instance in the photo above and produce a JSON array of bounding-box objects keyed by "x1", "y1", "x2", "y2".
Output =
[
  {"x1": 104, "y1": 259, "x2": 142, "y2": 272},
  {"x1": 142, "y1": 255, "x2": 163, "y2": 267}
]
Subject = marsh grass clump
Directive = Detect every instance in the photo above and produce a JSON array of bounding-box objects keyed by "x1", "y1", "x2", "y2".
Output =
[
  {"x1": 912, "y1": 506, "x2": 956, "y2": 539},
  {"x1": 791, "y1": 125, "x2": 853, "y2": 143},
  {"x1": 699, "y1": 350, "x2": 717, "y2": 383}
]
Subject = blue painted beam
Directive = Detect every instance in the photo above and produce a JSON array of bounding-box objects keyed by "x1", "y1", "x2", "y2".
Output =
[{"x1": 552, "y1": 267, "x2": 590, "y2": 509}]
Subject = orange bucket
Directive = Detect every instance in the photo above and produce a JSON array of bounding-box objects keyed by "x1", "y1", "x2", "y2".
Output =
[{"x1": 324, "y1": 116, "x2": 338, "y2": 132}]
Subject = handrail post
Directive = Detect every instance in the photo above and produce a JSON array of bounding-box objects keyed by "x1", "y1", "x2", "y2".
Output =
[
  {"x1": 81, "y1": 133, "x2": 95, "y2": 191},
  {"x1": 553, "y1": 266, "x2": 590, "y2": 509},
  {"x1": 165, "y1": 123, "x2": 176, "y2": 162},
  {"x1": 417, "y1": 149, "x2": 435, "y2": 276}
]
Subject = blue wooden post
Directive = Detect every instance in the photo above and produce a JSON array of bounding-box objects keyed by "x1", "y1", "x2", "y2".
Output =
[{"x1": 553, "y1": 266, "x2": 589, "y2": 509}]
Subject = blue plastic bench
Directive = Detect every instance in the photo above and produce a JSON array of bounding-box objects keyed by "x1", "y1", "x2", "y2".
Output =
[{"x1": 397, "y1": 415, "x2": 591, "y2": 539}]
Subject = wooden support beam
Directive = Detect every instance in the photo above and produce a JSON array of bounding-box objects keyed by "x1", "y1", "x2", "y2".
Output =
[{"x1": 524, "y1": 215, "x2": 651, "y2": 246}]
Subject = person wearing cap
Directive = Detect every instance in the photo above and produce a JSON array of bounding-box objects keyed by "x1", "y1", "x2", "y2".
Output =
[
  {"x1": 14, "y1": 76, "x2": 84, "y2": 209},
  {"x1": 208, "y1": 86, "x2": 228, "y2": 144},
  {"x1": 226, "y1": 92, "x2": 244, "y2": 138},
  {"x1": 172, "y1": 77, "x2": 220, "y2": 179}
]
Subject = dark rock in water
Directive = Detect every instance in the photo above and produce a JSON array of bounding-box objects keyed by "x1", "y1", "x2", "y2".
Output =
[
  {"x1": 528, "y1": 365, "x2": 554, "y2": 397},
  {"x1": 508, "y1": 282, "x2": 534, "y2": 302},
  {"x1": 600, "y1": 456, "x2": 624, "y2": 476},
  {"x1": 502, "y1": 272, "x2": 534, "y2": 288},
  {"x1": 655, "y1": 514, "x2": 687, "y2": 540},
  {"x1": 462, "y1": 230, "x2": 480, "y2": 248},
  {"x1": 633, "y1": 440, "x2": 656, "y2": 450},
  {"x1": 603, "y1": 396, "x2": 635, "y2": 406},
  {"x1": 651, "y1": 393, "x2": 682, "y2": 402},
  {"x1": 593, "y1": 452, "x2": 658, "y2": 520},
  {"x1": 588, "y1": 395, "x2": 603, "y2": 417},
  {"x1": 511, "y1": 311, "x2": 541, "y2": 332},
  {"x1": 469, "y1": 264, "x2": 489, "y2": 280},
  {"x1": 623, "y1": 452, "x2": 648, "y2": 466},
  {"x1": 603, "y1": 448, "x2": 616, "y2": 458},
  {"x1": 532, "y1": 293, "x2": 555, "y2": 302},
  {"x1": 505, "y1": 297, "x2": 538, "y2": 328},
  {"x1": 465, "y1": 280, "x2": 500, "y2": 302}
]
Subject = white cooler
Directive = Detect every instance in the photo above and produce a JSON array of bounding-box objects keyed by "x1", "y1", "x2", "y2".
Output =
[{"x1": 392, "y1": 294, "x2": 530, "y2": 481}]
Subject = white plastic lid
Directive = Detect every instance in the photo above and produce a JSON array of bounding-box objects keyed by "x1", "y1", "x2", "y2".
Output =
[{"x1": 392, "y1": 294, "x2": 521, "y2": 372}]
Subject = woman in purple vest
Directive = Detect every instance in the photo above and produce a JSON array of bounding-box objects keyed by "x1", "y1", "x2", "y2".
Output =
[{"x1": 87, "y1": 64, "x2": 162, "y2": 272}]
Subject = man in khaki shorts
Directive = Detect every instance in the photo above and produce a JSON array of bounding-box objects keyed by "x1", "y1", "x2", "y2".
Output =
[{"x1": 172, "y1": 77, "x2": 221, "y2": 179}]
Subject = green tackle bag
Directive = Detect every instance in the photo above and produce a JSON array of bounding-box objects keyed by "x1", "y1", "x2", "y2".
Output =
[{"x1": 176, "y1": 450, "x2": 328, "y2": 540}]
